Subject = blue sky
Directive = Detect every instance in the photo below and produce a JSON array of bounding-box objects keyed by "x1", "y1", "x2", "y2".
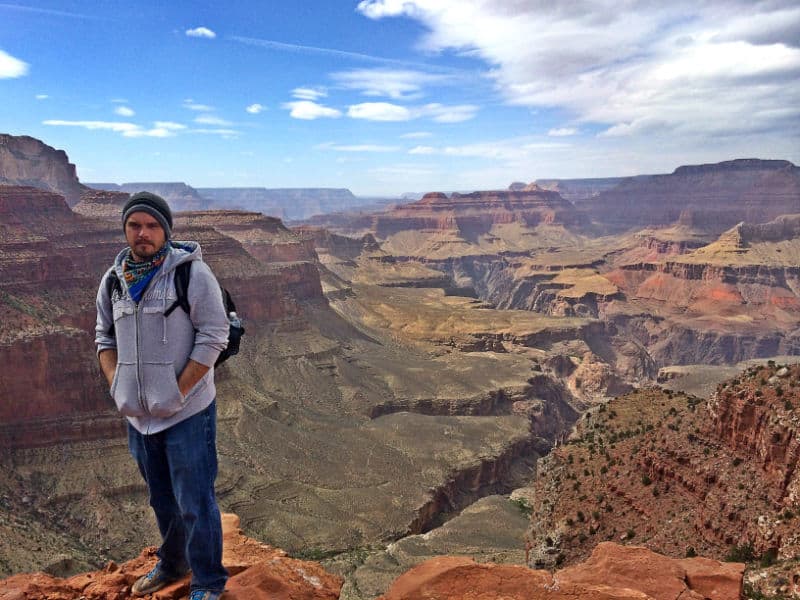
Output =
[{"x1": 1, "y1": 1, "x2": 799, "y2": 196}]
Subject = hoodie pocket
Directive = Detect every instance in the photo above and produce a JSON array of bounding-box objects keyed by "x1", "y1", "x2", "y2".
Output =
[
  {"x1": 111, "y1": 362, "x2": 147, "y2": 417},
  {"x1": 143, "y1": 361, "x2": 186, "y2": 418}
]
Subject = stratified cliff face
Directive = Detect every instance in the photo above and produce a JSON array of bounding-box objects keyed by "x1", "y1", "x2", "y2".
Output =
[
  {"x1": 709, "y1": 364, "x2": 800, "y2": 505},
  {"x1": 86, "y1": 182, "x2": 211, "y2": 211},
  {"x1": 533, "y1": 176, "x2": 633, "y2": 201},
  {"x1": 0, "y1": 135, "x2": 87, "y2": 205},
  {"x1": 372, "y1": 189, "x2": 586, "y2": 239},
  {"x1": 72, "y1": 189, "x2": 130, "y2": 219},
  {"x1": 525, "y1": 364, "x2": 800, "y2": 574},
  {"x1": 580, "y1": 159, "x2": 800, "y2": 233}
]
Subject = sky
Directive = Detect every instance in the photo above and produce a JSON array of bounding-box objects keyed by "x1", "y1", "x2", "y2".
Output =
[{"x1": 1, "y1": 1, "x2": 799, "y2": 196}]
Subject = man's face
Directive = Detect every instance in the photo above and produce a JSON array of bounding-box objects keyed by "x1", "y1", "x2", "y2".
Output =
[{"x1": 125, "y1": 211, "x2": 167, "y2": 262}]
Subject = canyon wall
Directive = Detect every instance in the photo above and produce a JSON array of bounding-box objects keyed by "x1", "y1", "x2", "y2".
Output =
[
  {"x1": 0, "y1": 135, "x2": 87, "y2": 205},
  {"x1": 580, "y1": 159, "x2": 800, "y2": 233}
]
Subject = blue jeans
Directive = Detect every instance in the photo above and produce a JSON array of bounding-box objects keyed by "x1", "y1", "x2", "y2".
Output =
[{"x1": 128, "y1": 401, "x2": 228, "y2": 593}]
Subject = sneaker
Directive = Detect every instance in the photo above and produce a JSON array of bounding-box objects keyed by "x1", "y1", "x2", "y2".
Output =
[
  {"x1": 189, "y1": 591, "x2": 223, "y2": 600},
  {"x1": 131, "y1": 563, "x2": 187, "y2": 596}
]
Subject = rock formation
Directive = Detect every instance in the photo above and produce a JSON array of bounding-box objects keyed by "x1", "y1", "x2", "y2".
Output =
[
  {"x1": 73, "y1": 189, "x2": 130, "y2": 219},
  {"x1": 578, "y1": 159, "x2": 800, "y2": 234},
  {"x1": 372, "y1": 189, "x2": 587, "y2": 241},
  {"x1": 0, "y1": 514, "x2": 343, "y2": 600},
  {"x1": 86, "y1": 182, "x2": 210, "y2": 211},
  {"x1": 0, "y1": 134, "x2": 87, "y2": 205},
  {"x1": 525, "y1": 363, "x2": 799, "y2": 578},
  {"x1": 534, "y1": 176, "x2": 633, "y2": 201},
  {"x1": 379, "y1": 542, "x2": 743, "y2": 600}
]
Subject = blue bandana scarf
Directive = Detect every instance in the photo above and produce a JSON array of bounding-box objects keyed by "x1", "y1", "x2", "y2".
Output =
[{"x1": 123, "y1": 243, "x2": 170, "y2": 303}]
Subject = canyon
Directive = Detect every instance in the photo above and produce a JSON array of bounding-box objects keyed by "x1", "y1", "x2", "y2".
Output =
[{"x1": 1, "y1": 134, "x2": 799, "y2": 598}]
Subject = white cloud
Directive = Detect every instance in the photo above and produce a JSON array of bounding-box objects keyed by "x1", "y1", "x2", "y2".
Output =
[
  {"x1": 548, "y1": 127, "x2": 577, "y2": 137},
  {"x1": 0, "y1": 49, "x2": 28, "y2": 78},
  {"x1": 332, "y1": 68, "x2": 452, "y2": 99},
  {"x1": 317, "y1": 142, "x2": 400, "y2": 152},
  {"x1": 401, "y1": 131, "x2": 432, "y2": 139},
  {"x1": 35, "y1": 94, "x2": 48, "y2": 100},
  {"x1": 418, "y1": 103, "x2": 477, "y2": 123},
  {"x1": 292, "y1": 87, "x2": 327, "y2": 100},
  {"x1": 408, "y1": 145, "x2": 435, "y2": 154},
  {"x1": 348, "y1": 102, "x2": 411, "y2": 121},
  {"x1": 194, "y1": 115, "x2": 232, "y2": 126},
  {"x1": 186, "y1": 27, "x2": 216, "y2": 39},
  {"x1": 183, "y1": 99, "x2": 214, "y2": 111},
  {"x1": 356, "y1": 1, "x2": 800, "y2": 142},
  {"x1": 154, "y1": 121, "x2": 186, "y2": 130},
  {"x1": 346, "y1": 101, "x2": 477, "y2": 122},
  {"x1": 115, "y1": 106, "x2": 135, "y2": 117},
  {"x1": 190, "y1": 128, "x2": 240, "y2": 138},
  {"x1": 246, "y1": 103, "x2": 265, "y2": 114},
  {"x1": 42, "y1": 119, "x2": 183, "y2": 138},
  {"x1": 283, "y1": 100, "x2": 342, "y2": 120}
]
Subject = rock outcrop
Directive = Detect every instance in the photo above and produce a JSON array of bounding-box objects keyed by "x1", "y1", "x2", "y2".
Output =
[
  {"x1": 85, "y1": 182, "x2": 210, "y2": 211},
  {"x1": 526, "y1": 364, "x2": 800, "y2": 572},
  {"x1": 534, "y1": 176, "x2": 633, "y2": 201},
  {"x1": 372, "y1": 189, "x2": 586, "y2": 240},
  {"x1": 72, "y1": 189, "x2": 130, "y2": 219},
  {"x1": 579, "y1": 159, "x2": 800, "y2": 233},
  {"x1": 0, "y1": 514, "x2": 343, "y2": 600},
  {"x1": 379, "y1": 542, "x2": 743, "y2": 600},
  {"x1": 0, "y1": 135, "x2": 87, "y2": 205}
]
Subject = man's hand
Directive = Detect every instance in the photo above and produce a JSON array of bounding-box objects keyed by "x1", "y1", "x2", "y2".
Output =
[
  {"x1": 177, "y1": 359, "x2": 210, "y2": 397},
  {"x1": 98, "y1": 349, "x2": 118, "y2": 388}
]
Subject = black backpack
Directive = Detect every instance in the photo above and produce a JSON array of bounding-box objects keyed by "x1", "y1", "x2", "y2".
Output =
[{"x1": 106, "y1": 262, "x2": 244, "y2": 367}]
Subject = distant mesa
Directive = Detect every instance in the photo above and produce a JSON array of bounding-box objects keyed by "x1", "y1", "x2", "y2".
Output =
[
  {"x1": 0, "y1": 134, "x2": 87, "y2": 206},
  {"x1": 579, "y1": 158, "x2": 800, "y2": 234},
  {"x1": 85, "y1": 181, "x2": 210, "y2": 212},
  {"x1": 370, "y1": 188, "x2": 587, "y2": 240},
  {"x1": 533, "y1": 176, "x2": 634, "y2": 201}
]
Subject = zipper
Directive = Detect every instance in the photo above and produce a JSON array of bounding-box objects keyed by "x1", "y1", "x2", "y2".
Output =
[{"x1": 134, "y1": 302, "x2": 149, "y2": 419}]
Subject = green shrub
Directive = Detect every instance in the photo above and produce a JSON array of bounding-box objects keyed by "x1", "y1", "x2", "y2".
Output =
[
  {"x1": 685, "y1": 547, "x2": 697, "y2": 558},
  {"x1": 725, "y1": 542, "x2": 756, "y2": 562},
  {"x1": 511, "y1": 497, "x2": 533, "y2": 516}
]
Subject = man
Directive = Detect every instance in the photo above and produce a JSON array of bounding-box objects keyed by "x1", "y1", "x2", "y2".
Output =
[{"x1": 95, "y1": 192, "x2": 229, "y2": 600}]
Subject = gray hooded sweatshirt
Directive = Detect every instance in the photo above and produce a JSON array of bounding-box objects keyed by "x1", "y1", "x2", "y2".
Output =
[{"x1": 95, "y1": 241, "x2": 229, "y2": 435}]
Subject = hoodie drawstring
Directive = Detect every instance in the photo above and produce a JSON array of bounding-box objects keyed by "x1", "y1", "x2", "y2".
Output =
[{"x1": 161, "y1": 274, "x2": 168, "y2": 344}]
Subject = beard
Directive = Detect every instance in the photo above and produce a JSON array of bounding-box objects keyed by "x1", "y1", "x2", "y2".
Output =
[{"x1": 130, "y1": 240, "x2": 164, "y2": 262}]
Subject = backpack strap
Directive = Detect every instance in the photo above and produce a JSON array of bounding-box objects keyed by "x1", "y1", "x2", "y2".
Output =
[
  {"x1": 105, "y1": 270, "x2": 122, "y2": 301},
  {"x1": 105, "y1": 270, "x2": 122, "y2": 337},
  {"x1": 164, "y1": 262, "x2": 192, "y2": 317}
]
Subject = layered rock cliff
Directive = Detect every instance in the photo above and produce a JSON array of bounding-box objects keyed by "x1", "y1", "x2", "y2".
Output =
[
  {"x1": 525, "y1": 363, "x2": 800, "y2": 578},
  {"x1": 0, "y1": 135, "x2": 87, "y2": 205},
  {"x1": 372, "y1": 189, "x2": 586, "y2": 240},
  {"x1": 86, "y1": 182, "x2": 210, "y2": 211},
  {"x1": 579, "y1": 159, "x2": 800, "y2": 234}
]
